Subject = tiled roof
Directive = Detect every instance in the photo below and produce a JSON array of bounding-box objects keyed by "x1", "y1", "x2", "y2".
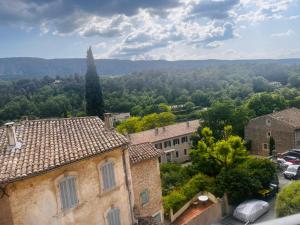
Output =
[
  {"x1": 129, "y1": 120, "x2": 200, "y2": 145},
  {"x1": 128, "y1": 143, "x2": 162, "y2": 164},
  {"x1": 0, "y1": 117, "x2": 128, "y2": 184},
  {"x1": 270, "y1": 107, "x2": 300, "y2": 128}
]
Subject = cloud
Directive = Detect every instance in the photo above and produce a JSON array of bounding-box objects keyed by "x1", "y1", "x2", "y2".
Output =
[
  {"x1": 271, "y1": 29, "x2": 295, "y2": 37},
  {"x1": 187, "y1": 0, "x2": 240, "y2": 19}
]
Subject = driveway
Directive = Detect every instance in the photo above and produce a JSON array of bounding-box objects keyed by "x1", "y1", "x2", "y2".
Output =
[{"x1": 218, "y1": 173, "x2": 292, "y2": 225}]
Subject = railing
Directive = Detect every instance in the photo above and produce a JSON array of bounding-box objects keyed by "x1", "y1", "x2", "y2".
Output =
[{"x1": 254, "y1": 214, "x2": 300, "y2": 225}]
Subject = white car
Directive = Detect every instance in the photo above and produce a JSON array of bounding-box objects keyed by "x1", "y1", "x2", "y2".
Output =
[
  {"x1": 277, "y1": 158, "x2": 293, "y2": 169},
  {"x1": 233, "y1": 200, "x2": 270, "y2": 223}
]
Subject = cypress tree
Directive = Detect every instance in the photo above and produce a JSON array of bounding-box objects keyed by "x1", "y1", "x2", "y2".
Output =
[{"x1": 85, "y1": 47, "x2": 104, "y2": 118}]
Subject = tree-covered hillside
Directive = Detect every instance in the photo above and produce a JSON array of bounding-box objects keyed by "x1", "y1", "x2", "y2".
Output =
[{"x1": 1, "y1": 63, "x2": 300, "y2": 133}]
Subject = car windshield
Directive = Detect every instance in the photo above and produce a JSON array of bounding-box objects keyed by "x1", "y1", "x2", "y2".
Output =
[{"x1": 287, "y1": 167, "x2": 298, "y2": 173}]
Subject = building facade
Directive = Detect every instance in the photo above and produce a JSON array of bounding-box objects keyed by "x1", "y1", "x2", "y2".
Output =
[
  {"x1": 0, "y1": 116, "x2": 134, "y2": 225},
  {"x1": 129, "y1": 143, "x2": 163, "y2": 224},
  {"x1": 245, "y1": 108, "x2": 300, "y2": 156},
  {"x1": 129, "y1": 120, "x2": 200, "y2": 163}
]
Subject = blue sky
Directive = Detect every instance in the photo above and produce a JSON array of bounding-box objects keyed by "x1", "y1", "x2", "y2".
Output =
[{"x1": 0, "y1": 0, "x2": 299, "y2": 60}]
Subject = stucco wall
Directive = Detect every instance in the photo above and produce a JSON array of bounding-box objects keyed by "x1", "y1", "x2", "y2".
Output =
[
  {"x1": 130, "y1": 158, "x2": 163, "y2": 222},
  {"x1": 0, "y1": 194, "x2": 13, "y2": 225},
  {"x1": 154, "y1": 134, "x2": 192, "y2": 163},
  {"x1": 245, "y1": 115, "x2": 295, "y2": 155},
  {"x1": 3, "y1": 148, "x2": 133, "y2": 225}
]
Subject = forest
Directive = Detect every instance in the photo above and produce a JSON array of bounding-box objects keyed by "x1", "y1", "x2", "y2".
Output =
[{"x1": 1, "y1": 62, "x2": 300, "y2": 138}]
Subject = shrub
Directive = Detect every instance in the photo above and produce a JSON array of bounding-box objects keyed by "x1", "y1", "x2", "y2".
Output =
[{"x1": 276, "y1": 181, "x2": 300, "y2": 217}]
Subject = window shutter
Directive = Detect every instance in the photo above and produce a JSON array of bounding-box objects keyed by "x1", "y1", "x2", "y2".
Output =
[
  {"x1": 107, "y1": 208, "x2": 121, "y2": 225},
  {"x1": 102, "y1": 162, "x2": 116, "y2": 191},
  {"x1": 59, "y1": 176, "x2": 78, "y2": 210}
]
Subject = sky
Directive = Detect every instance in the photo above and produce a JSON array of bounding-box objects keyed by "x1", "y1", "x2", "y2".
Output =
[{"x1": 0, "y1": 0, "x2": 300, "y2": 60}]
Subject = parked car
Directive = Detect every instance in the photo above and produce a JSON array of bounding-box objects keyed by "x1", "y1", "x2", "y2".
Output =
[
  {"x1": 233, "y1": 200, "x2": 270, "y2": 223},
  {"x1": 283, "y1": 165, "x2": 300, "y2": 180},
  {"x1": 277, "y1": 158, "x2": 293, "y2": 169},
  {"x1": 286, "y1": 150, "x2": 300, "y2": 159},
  {"x1": 283, "y1": 156, "x2": 300, "y2": 164}
]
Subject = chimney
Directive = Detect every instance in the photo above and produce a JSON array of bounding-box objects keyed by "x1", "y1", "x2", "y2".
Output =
[
  {"x1": 155, "y1": 127, "x2": 159, "y2": 135},
  {"x1": 5, "y1": 122, "x2": 17, "y2": 147},
  {"x1": 186, "y1": 121, "x2": 190, "y2": 127},
  {"x1": 104, "y1": 113, "x2": 113, "y2": 129}
]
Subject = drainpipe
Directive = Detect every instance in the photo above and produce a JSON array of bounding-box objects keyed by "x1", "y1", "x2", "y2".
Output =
[{"x1": 122, "y1": 146, "x2": 135, "y2": 224}]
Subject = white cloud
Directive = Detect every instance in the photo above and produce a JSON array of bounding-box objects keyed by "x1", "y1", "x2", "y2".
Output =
[{"x1": 271, "y1": 29, "x2": 295, "y2": 37}]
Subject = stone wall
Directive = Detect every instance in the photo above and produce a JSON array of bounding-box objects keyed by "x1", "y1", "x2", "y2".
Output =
[
  {"x1": 245, "y1": 115, "x2": 295, "y2": 156},
  {"x1": 130, "y1": 158, "x2": 163, "y2": 223},
  {"x1": 1, "y1": 148, "x2": 133, "y2": 225}
]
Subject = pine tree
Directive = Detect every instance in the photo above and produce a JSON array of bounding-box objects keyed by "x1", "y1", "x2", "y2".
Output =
[{"x1": 85, "y1": 47, "x2": 104, "y2": 118}]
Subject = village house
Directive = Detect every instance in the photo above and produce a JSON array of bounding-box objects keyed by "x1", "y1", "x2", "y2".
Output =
[
  {"x1": 245, "y1": 107, "x2": 300, "y2": 156},
  {"x1": 0, "y1": 115, "x2": 163, "y2": 225},
  {"x1": 129, "y1": 143, "x2": 163, "y2": 224},
  {"x1": 129, "y1": 120, "x2": 200, "y2": 163}
]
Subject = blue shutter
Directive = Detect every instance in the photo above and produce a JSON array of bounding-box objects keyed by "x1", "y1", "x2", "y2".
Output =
[
  {"x1": 107, "y1": 208, "x2": 121, "y2": 225},
  {"x1": 102, "y1": 162, "x2": 116, "y2": 191},
  {"x1": 59, "y1": 176, "x2": 78, "y2": 210}
]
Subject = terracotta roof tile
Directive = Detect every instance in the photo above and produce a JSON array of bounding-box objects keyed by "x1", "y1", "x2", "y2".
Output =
[
  {"x1": 128, "y1": 143, "x2": 162, "y2": 164},
  {"x1": 0, "y1": 117, "x2": 128, "y2": 184},
  {"x1": 129, "y1": 120, "x2": 200, "y2": 145}
]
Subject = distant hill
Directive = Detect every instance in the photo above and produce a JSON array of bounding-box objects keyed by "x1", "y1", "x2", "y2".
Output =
[{"x1": 1, "y1": 57, "x2": 300, "y2": 79}]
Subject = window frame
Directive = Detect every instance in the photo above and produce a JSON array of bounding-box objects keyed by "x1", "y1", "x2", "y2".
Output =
[
  {"x1": 173, "y1": 138, "x2": 180, "y2": 145},
  {"x1": 140, "y1": 189, "x2": 150, "y2": 206},
  {"x1": 106, "y1": 207, "x2": 121, "y2": 225},
  {"x1": 152, "y1": 211, "x2": 162, "y2": 223},
  {"x1": 164, "y1": 140, "x2": 171, "y2": 148},
  {"x1": 55, "y1": 172, "x2": 80, "y2": 213},
  {"x1": 181, "y1": 136, "x2": 188, "y2": 143},
  {"x1": 99, "y1": 159, "x2": 118, "y2": 193}
]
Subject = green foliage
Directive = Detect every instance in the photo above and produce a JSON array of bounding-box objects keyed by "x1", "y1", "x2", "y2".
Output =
[
  {"x1": 248, "y1": 93, "x2": 287, "y2": 116},
  {"x1": 288, "y1": 74, "x2": 300, "y2": 88},
  {"x1": 190, "y1": 126, "x2": 248, "y2": 176},
  {"x1": 163, "y1": 173, "x2": 214, "y2": 214},
  {"x1": 252, "y1": 76, "x2": 273, "y2": 93},
  {"x1": 116, "y1": 112, "x2": 176, "y2": 134},
  {"x1": 215, "y1": 157, "x2": 276, "y2": 204},
  {"x1": 184, "y1": 101, "x2": 195, "y2": 112},
  {"x1": 276, "y1": 181, "x2": 300, "y2": 217},
  {"x1": 85, "y1": 47, "x2": 104, "y2": 117}
]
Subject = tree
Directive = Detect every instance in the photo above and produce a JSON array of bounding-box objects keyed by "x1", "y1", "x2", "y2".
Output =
[
  {"x1": 216, "y1": 157, "x2": 276, "y2": 204},
  {"x1": 276, "y1": 181, "x2": 300, "y2": 217},
  {"x1": 288, "y1": 74, "x2": 300, "y2": 88},
  {"x1": 248, "y1": 93, "x2": 287, "y2": 117},
  {"x1": 191, "y1": 90, "x2": 210, "y2": 107},
  {"x1": 184, "y1": 101, "x2": 195, "y2": 112},
  {"x1": 269, "y1": 136, "x2": 275, "y2": 156},
  {"x1": 190, "y1": 126, "x2": 248, "y2": 176},
  {"x1": 252, "y1": 76, "x2": 272, "y2": 93},
  {"x1": 85, "y1": 47, "x2": 104, "y2": 117}
]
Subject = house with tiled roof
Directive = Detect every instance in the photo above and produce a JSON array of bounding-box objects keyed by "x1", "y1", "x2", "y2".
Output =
[
  {"x1": 128, "y1": 143, "x2": 163, "y2": 224},
  {"x1": 0, "y1": 115, "x2": 135, "y2": 225},
  {"x1": 129, "y1": 120, "x2": 200, "y2": 163},
  {"x1": 245, "y1": 108, "x2": 300, "y2": 155}
]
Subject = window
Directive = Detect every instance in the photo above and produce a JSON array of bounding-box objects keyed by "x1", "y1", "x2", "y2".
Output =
[
  {"x1": 176, "y1": 151, "x2": 179, "y2": 158},
  {"x1": 184, "y1": 149, "x2": 187, "y2": 155},
  {"x1": 140, "y1": 189, "x2": 149, "y2": 206},
  {"x1": 181, "y1": 136, "x2": 188, "y2": 143},
  {"x1": 164, "y1": 140, "x2": 171, "y2": 148},
  {"x1": 158, "y1": 156, "x2": 161, "y2": 163},
  {"x1": 173, "y1": 138, "x2": 180, "y2": 145},
  {"x1": 107, "y1": 208, "x2": 121, "y2": 225},
  {"x1": 58, "y1": 176, "x2": 78, "y2": 210},
  {"x1": 263, "y1": 143, "x2": 268, "y2": 150},
  {"x1": 267, "y1": 131, "x2": 271, "y2": 137},
  {"x1": 266, "y1": 119, "x2": 271, "y2": 127},
  {"x1": 153, "y1": 212, "x2": 161, "y2": 223},
  {"x1": 155, "y1": 143, "x2": 162, "y2": 149},
  {"x1": 101, "y1": 161, "x2": 116, "y2": 192}
]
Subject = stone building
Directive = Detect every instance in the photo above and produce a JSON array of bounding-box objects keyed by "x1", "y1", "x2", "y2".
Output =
[
  {"x1": 245, "y1": 108, "x2": 300, "y2": 156},
  {"x1": 129, "y1": 143, "x2": 163, "y2": 224},
  {"x1": 129, "y1": 120, "x2": 200, "y2": 163},
  {"x1": 0, "y1": 116, "x2": 135, "y2": 225}
]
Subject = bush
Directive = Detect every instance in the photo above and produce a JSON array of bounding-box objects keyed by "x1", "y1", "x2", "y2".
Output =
[
  {"x1": 163, "y1": 173, "x2": 215, "y2": 215},
  {"x1": 276, "y1": 181, "x2": 300, "y2": 217}
]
